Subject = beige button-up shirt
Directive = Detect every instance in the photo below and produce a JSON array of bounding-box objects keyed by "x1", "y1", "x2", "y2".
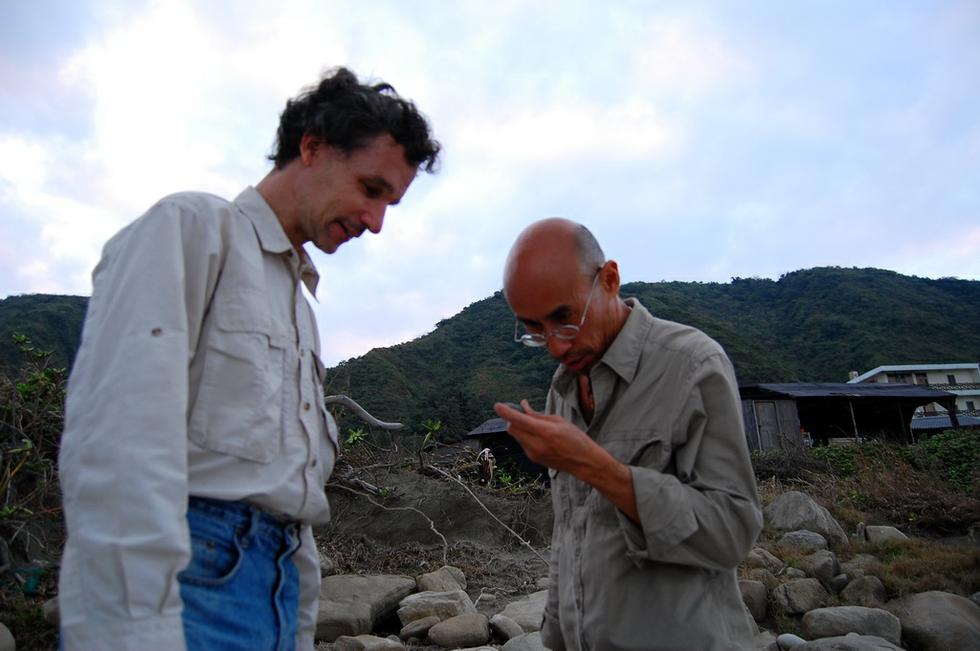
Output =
[
  {"x1": 541, "y1": 299, "x2": 762, "y2": 651},
  {"x1": 58, "y1": 187, "x2": 338, "y2": 651}
]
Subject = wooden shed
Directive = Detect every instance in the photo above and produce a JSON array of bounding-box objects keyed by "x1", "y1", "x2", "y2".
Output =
[{"x1": 739, "y1": 382, "x2": 959, "y2": 449}]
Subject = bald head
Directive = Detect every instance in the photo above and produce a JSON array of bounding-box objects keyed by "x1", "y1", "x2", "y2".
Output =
[{"x1": 503, "y1": 218, "x2": 605, "y2": 293}]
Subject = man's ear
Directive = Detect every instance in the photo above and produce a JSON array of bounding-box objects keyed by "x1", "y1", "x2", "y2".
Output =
[
  {"x1": 600, "y1": 260, "x2": 621, "y2": 294},
  {"x1": 298, "y1": 133, "x2": 324, "y2": 165}
]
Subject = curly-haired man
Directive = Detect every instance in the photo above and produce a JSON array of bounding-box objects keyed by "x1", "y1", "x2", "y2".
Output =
[{"x1": 58, "y1": 67, "x2": 440, "y2": 651}]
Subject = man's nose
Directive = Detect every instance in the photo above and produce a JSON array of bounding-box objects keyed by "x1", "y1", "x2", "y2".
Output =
[
  {"x1": 546, "y1": 335, "x2": 573, "y2": 359},
  {"x1": 362, "y1": 204, "x2": 386, "y2": 234}
]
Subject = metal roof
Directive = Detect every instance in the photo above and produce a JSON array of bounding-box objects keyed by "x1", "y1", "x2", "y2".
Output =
[
  {"x1": 911, "y1": 415, "x2": 980, "y2": 430},
  {"x1": 740, "y1": 382, "x2": 957, "y2": 400},
  {"x1": 848, "y1": 363, "x2": 980, "y2": 384},
  {"x1": 464, "y1": 417, "x2": 510, "y2": 437}
]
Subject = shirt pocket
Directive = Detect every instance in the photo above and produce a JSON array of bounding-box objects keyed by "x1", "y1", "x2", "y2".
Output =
[
  {"x1": 590, "y1": 428, "x2": 671, "y2": 523},
  {"x1": 189, "y1": 292, "x2": 286, "y2": 463}
]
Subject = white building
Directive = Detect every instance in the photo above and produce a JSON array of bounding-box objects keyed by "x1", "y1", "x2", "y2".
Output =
[{"x1": 847, "y1": 363, "x2": 980, "y2": 416}]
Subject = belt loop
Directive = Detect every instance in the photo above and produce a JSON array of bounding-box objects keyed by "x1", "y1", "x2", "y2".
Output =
[{"x1": 241, "y1": 507, "x2": 262, "y2": 549}]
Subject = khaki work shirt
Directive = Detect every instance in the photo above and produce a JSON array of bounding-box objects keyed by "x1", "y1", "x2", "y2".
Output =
[
  {"x1": 541, "y1": 299, "x2": 762, "y2": 651},
  {"x1": 58, "y1": 187, "x2": 338, "y2": 651}
]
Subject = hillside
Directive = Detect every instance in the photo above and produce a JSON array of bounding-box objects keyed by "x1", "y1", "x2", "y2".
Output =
[
  {"x1": 325, "y1": 267, "x2": 980, "y2": 434},
  {"x1": 0, "y1": 294, "x2": 88, "y2": 374},
  {"x1": 2, "y1": 268, "x2": 979, "y2": 433}
]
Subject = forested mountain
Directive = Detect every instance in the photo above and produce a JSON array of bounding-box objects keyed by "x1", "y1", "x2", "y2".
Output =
[
  {"x1": 3, "y1": 268, "x2": 978, "y2": 435},
  {"x1": 0, "y1": 294, "x2": 88, "y2": 374},
  {"x1": 324, "y1": 268, "x2": 980, "y2": 435}
]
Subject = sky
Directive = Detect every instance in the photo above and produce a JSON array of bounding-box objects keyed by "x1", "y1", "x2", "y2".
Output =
[{"x1": 2, "y1": 0, "x2": 979, "y2": 365}]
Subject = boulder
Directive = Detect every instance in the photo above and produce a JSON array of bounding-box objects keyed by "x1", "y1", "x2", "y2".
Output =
[
  {"x1": 778, "y1": 530, "x2": 829, "y2": 553},
  {"x1": 829, "y1": 573, "x2": 850, "y2": 594},
  {"x1": 427, "y1": 613, "x2": 491, "y2": 648},
  {"x1": 0, "y1": 623, "x2": 13, "y2": 651},
  {"x1": 773, "y1": 578, "x2": 831, "y2": 615},
  {"x1": 333, "y1": 635, "x2": 405, "y2": 650},
  {"x1": 316, "y1": 575, "x2": 417, "y2": 642},
  {"x1": 42, "y1": 597, "x2": 60, "y2": 625},
  {"x1": 801, "y1": 550, "x2": 840, "y2": 587},
  {"x1": 746, "y1": 547, "x2": 786, "y2": 572},
  {"x1": 501, "y1": 632, "x2": 546, "y2": 651},
  {"x1": 765, "y1": 491, "x2": 848, "y2": 547},
  {"x1": 499, "y1": 589, "x2": 548, "y2": 632},
  {"x1": 862, "y1": 526, "x2": 908, "y2": 544},
  {"x1": 972, "y1": 591, "x2": 980, "y2": 608},
  {"x1": 755, "y1": 630, "x2": 779, "y2": 651},
  {"x1": 398, "y1": 615, "x2": 440, "y2": 641},
  {"x1": 319, "y1": 550, "x2": 337, "y2": 576},
  {"x1": 417, "y1": 565, "x2": 466, "y2": 592},
  {"x1": 801, "y1": 606, "x2": 901, "y2": 645},
  {"x1": 796, "y1": 633, "x2": 903, "y2": 650},
  {"x1": 776, "y1": 632, "x2": 808, "y2": 649},
  {"x1": 397, "y1": 589, "x2": 476, "y2": 626},
  {"x1": 740, "y1": 579, "x2": 768, "y2": 621},
  {"x1": 784, "y1": 567, "x2": 807, "y2": 579},
  {"x1": 840, "y1": 576, "x2": 886, "y2": 608},
  {"x1": 490, "y1": 613, "x2": 527, "y2": 641},
  {"x1": 886, "y1": 590, "x2": 980, "y2": 651}
]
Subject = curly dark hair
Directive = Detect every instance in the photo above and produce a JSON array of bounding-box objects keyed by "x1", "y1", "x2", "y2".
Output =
[{"x1": 268, "y1": 67, "x2": 441, "y2": 172}]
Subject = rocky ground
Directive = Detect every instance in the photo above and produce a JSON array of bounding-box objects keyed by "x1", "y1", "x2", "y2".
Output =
[{"x1": 3, "y1": 443, "x2": 980, "y2": 650}]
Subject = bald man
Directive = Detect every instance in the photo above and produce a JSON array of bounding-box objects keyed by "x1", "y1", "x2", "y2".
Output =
[{"x1": 494, "y1": 219, "x2": 762, "y2": 651}]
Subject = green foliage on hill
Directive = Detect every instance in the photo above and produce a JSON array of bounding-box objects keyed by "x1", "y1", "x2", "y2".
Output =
[
  {"x1": 0, "y1": 295, "x2": 88, "y2": 375},
  {"x1": 2, "y1": 268, "x2": 978, "y2": 435},
  {"x1": 325, "y1": 267, "x2": 980, "y2": 434}
]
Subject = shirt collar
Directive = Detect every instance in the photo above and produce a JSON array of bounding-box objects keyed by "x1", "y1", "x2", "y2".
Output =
[
  {"x1": 553, "y1": 297, "x2": 653, "y2": 391},
  {"x1": 234, "y1": 186, "x2": 320, "y2": 296}
]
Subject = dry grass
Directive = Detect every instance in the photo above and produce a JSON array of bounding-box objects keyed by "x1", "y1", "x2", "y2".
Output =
[{"x1": 841, "y1": 538, "x2": 980, "y2": 599}]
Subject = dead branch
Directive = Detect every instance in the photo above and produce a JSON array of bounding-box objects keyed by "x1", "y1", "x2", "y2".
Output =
[
  {"x1": 324, "y1": 395, "x2": 404, "y2": 430},
  {"x1": 331, "y1": 483, "x2": 448, "y2": 566},
  {"x1": 424, "y1": 464, "x2": 548, "y2": 567}
]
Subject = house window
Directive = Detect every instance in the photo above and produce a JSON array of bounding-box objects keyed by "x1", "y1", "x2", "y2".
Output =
[
  {"x1": 924, "y1": 403, "x2": 937, "y2": 415},
  {"x1": 968, "y1": 401, "x2": 976, "y2": 412},
  {"x1": 888, "y1": 373, "x2": 911, "y2": 383},
  {"x1": 947, "y1": 374, "x2": 957, "y2": 384},
  {"x1": 914, "y1": 373, "x2": 928, "y2": 385}
]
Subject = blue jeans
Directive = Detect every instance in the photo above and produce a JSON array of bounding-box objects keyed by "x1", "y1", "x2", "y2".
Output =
[{"x1": 179, "y1": 496, "x2": 302, "y2": 651}]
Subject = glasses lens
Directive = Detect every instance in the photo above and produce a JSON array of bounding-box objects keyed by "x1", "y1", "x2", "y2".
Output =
[
  {"x1": 519, "y1": 334, "x2": 547, "y2": 347},
  {"x1": 553, "y1": 325, "x2": 580, "y2": 341}
]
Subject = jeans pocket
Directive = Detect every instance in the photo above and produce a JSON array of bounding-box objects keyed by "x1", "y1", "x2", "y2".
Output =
[{"x1": 179, "y1": 520, "x2": 246, "y2": 587}]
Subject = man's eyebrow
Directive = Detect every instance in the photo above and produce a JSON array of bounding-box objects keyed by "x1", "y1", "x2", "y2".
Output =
[
  {"x1": 546, "y1": 305, "x2": 573, "y2": 322},
  {"x1": 364, "y1": 175, "x2": 400, "y2": 205}
]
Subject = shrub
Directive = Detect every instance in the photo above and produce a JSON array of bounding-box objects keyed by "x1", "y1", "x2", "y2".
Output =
[
  {"x1": 914, "y1": 428, "x2": 980, "y2": 492},
  {"x1": 0, "y1": 335, "x2": 66, "y2": 558}
]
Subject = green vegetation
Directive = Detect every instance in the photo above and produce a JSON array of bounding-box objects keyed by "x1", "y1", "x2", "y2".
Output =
[
  {"x1": 0, "y1": 294, "x2": 87, "y2": 376},
  {"x1": 326, "y1": 267, "x2": 980, "y2": 434},
  {"x1": 753, "y1": 432, "x2": 980, "y2": 536},
  {"x1": 4, "y1": 268, "x2": 980, "y2": 435},
  {"x1": 1, "y1": 336, "x2": 65, "y2": 651}
]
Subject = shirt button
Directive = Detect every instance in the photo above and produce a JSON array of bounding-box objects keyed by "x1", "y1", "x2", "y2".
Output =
[
  {"x1": 303, "y1": 402, "x2": 311, "y2": 411},
  {"x1": 311, "y1": 458, "x2": 318, "y2": 467}
]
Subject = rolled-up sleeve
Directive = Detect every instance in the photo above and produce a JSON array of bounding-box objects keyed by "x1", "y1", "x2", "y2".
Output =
[
  {"x1": 58, "y1": 201, "x2": 222, "y2": 651},
  {"x1": 618, "y1": 353, "x2": 762, "y2": 570}
]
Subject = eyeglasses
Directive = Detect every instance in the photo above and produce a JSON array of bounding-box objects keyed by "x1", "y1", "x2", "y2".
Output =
[{"x1": 514, "y1": 269, "x2": 601, "y2": 347}]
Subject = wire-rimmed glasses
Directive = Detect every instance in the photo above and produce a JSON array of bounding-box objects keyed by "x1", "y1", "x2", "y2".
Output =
[{"x1": 513, "y1": 269, "x2": 601, "y2": 347}]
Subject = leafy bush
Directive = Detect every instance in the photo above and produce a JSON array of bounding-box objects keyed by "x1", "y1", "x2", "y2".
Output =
[
  {"x1": 809, "y1": 444, "x2": 858, "y2": 476},
  {"x1": 914, "y1": 429, "x2": 979, "y2": 492},
  {"x1": 0, "y1": 335, "x2": 66, "y2": 557}
]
